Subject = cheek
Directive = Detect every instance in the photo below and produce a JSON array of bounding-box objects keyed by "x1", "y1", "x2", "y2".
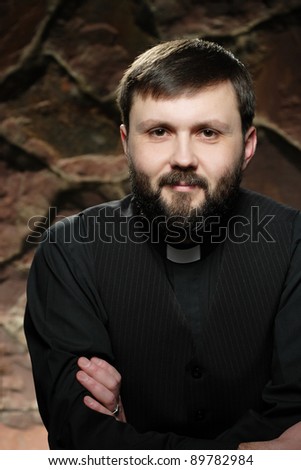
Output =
[
  {"x1": 130, "y1": 145, "x2": 167, "y2": 177},
  {"x1": 201, "y1": 161, "x2": 226, "y2": 186},
  {"x1": 132, "y1": 157, "x2": 158, "y2": 177},
  {"x1": 204, "y1": 144, "x2": 243, "y2": 180}
]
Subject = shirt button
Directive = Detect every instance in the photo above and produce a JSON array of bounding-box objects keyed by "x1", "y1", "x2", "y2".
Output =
[
  {"x1": 191, "y1": 366, "x2": 202, "y2": 379},
  {"x1": 196, "y1": 409, "x2": 205, "y2": 421}
]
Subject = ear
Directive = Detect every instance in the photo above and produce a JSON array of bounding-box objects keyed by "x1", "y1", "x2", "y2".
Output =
[
  {"x1": 120, "y1": 124, "x2": 128, "y2": 158},
  {"x1": 242, "y1": 126, "x2": 257, "y2": 171}
]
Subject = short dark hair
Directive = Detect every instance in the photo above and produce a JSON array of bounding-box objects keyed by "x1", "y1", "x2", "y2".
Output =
[{"x1": 116, "y1": 38, "x2": 255, "y2": 134}]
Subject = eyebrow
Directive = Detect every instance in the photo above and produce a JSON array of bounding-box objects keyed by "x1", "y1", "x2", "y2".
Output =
[
  {"x1": 135, "y1": 120, "x2": 168, "y2": 132},
  {"x1": 135, "y1": 119, "x2": 232, "y2": 134}
]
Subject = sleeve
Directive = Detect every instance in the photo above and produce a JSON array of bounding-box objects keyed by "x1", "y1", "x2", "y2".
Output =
[
  {"x1": 216, "y1": 212, "x2": 301, "y2": 445},
  {"x1": 24, "y1": 215, "x2": 237, "y2": 450}
]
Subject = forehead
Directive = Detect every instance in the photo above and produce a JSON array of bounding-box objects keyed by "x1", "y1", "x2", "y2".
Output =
[{"x1": 129, "y1": 81, "x2": 241, "y2": 127}]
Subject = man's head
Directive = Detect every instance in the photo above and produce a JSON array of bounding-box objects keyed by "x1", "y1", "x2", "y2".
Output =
[
  {"x1": 117, "y1": 38, "x2": 255, "y2": 136},
  {"x1": 116, "y1": 38, "x2": 257, "y2": 236}
]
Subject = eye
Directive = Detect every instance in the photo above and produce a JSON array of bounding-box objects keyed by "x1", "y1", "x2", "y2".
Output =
[
  {"x1": 201, "y1": 128, "x2": 218, "y2": 139},
  {"x1": 149, "y1": 127, "x2": 168, "y2": 137}
]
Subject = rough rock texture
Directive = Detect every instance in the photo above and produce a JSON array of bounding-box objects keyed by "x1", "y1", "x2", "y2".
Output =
[{"x1": 0, "y1": 0, "x2": 300, "y2": 449}]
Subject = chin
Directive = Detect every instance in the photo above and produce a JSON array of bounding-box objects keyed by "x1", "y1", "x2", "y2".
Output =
[{"x1": 161, "y1": 196, "x2": 206, "y2": 219}]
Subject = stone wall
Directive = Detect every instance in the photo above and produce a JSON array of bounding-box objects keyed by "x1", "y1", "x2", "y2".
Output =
[{"x1": 0, "y1": 0, "x2": 300, "y2": 449}]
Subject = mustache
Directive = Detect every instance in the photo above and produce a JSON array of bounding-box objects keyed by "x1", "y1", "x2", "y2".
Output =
[{"x1": 158, "y1": 170, "x2": 209, "y2": 190}]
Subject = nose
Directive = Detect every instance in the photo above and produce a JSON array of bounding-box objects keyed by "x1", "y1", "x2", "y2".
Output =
[{"x1": 169, "y1": 135, "x2": 198, "y2": 170}]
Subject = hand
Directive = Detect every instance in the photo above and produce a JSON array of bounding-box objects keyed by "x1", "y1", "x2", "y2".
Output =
[
  {"x1": 238, "y1": 421, "x2": 301, "y2": 450},
  {"x1": 76, "y1": 356, "x2": 126, "y2": 422}
]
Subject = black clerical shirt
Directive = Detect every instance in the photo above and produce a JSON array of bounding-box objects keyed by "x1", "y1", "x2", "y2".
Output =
[{"x1": 24, "y1": 191, "x2": 301, "y2": 450}]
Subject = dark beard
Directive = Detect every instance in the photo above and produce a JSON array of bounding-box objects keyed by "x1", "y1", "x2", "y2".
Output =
[{"x1": 128, "y1": 159, "x2": 243, "y2": 242}]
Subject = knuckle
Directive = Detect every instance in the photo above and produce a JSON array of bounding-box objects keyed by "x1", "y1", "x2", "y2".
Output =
[
  {"x1": 107, "y1": 392, "x2": 116, "y2": 409},
  {"x1": 116, "y1": 372, "x2": 122, "y2": 383}
]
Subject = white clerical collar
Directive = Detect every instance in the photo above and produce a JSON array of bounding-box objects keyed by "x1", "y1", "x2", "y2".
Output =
[{"x1": 166, "y1": 244, "x2": 201, "y2": 264}]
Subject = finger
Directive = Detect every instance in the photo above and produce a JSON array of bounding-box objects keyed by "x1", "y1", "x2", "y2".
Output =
[
  {"x1": 76, "y1": 370, "x2": 116, "y2": 411},
  {"x1": 77, "y1": 357, "x2": 121, "y2": 393},
  {"x1": 83, "y1": 395, "x2": 113, "y2": 416},
  {"x1": 90, "y1": 357, "x2": 121, "y2": 383},
  {"x1": 77, "y1": 356, "x2": 120, "y2": 386},
  {"x1": 83, "y1": 395, "x2": 124, "y2": 422}
]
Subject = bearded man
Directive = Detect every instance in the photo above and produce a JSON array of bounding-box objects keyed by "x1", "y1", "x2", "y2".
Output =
[{"x1": 24, "y1": 38, "x2": 301, "y2": 450}]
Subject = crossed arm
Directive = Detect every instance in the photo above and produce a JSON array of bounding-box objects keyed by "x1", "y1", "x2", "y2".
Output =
[{"x1": 76, "y1": 356, "x2": 301, "y2": 450}]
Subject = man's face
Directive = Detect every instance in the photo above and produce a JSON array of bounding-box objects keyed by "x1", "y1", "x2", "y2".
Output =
[{"x1": 120, "y1": 81, "x2": 257, "y2": 225}]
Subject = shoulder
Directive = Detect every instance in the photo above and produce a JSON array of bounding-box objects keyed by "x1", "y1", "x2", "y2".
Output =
[
  {"x1": 236, "y1": 188, "x2": 300, "y2": 221},
  {"x1": 31, "y1": 195, "x2": 134, "y2": 271},
  {"x1": 234, "y1": 189, "x2": 301, "y2": 236},
  {"x1": 43, "y1": 194, "x2": 134, "y2": 244},
  {"x1": 229, "y1": 189, "x2": 300, "y2": 252},
  {"x1": 81, "y1": 194, "x2": 134, "y2": 219}
]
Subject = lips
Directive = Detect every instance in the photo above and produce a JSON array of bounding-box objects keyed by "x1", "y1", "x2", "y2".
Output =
[
  {"x1": 169, "y1": 182, "x2": 199, "y2": 192},
  {"x1": 158, "y1": 171, "x2": 208, "y2": 190}
]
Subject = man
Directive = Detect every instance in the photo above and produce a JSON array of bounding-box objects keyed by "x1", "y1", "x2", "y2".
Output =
[{"x1": 24, "y1": 38, "x2": 301, "y2": 449}]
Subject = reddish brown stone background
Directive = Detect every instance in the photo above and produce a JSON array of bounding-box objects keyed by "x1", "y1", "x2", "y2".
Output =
[{"x1": 0, "y1": 0, "x2": 300, "y2": 449}]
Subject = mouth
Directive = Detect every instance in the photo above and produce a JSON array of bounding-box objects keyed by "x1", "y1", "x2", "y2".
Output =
[{"x1": 166, "y1": 182, "x2": 200, "y2": 192}]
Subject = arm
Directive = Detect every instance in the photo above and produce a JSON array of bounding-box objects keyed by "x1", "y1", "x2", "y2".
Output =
[
  {"x1": 239, "y1": 422, "x2": 301, "y2": 450},
  {"x1": 216, "y1": 213, "x2": 301, "y2": 445},
  {"x1": 77, "y1": 357, "x2": 301, "y2": 450}
]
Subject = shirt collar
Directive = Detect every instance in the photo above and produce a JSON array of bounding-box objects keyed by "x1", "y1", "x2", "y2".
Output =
[{"x1": 166, "y1": 244, "x2": 201, "y2": 264}]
